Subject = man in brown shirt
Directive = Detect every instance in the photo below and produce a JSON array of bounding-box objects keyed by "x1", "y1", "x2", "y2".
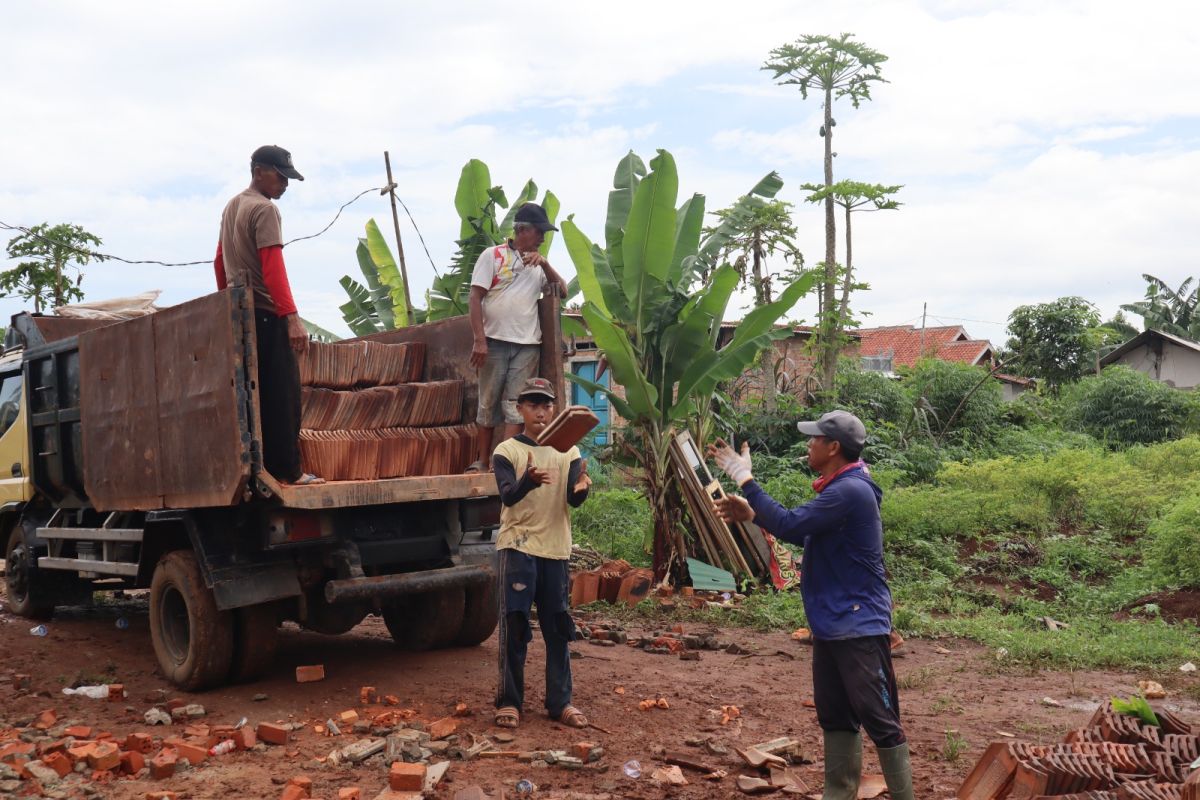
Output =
[{"x1": 214, "y1": 145, "x2": 322, "y2": 484}]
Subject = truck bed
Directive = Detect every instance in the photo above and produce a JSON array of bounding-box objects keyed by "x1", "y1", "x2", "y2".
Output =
[{"x1": 273, "y1": 472, "x2": 498, "y2": 509}]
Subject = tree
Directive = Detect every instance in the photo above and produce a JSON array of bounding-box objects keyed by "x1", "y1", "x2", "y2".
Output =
[
  {"x1": 1062, "y1": 365, "x2": 1200, "y2": 448},
  {"x1": 1121, "y1": 274, "x2": 1198, "y2": 338},
  {"x1": 706, "y1": 199, "x2": 803, "y2": 409},
  {"x1": 763, "y1": 33, "x2": 888, "y2": 399},
  {"x1": 1005, "y1": 297, "x2": 1102, "y2": 389},
  {"x1": 800, "y1": 180, "x2": 901, "y2": 336},
  {"x1": 564, "y1": 149, "x2": 815, "y2": 581},
  {"x1": 2, "y1": 223, "x2": 106, "y2": 312}
]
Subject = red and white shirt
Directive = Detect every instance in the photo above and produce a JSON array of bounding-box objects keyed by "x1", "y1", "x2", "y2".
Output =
[{"x1": 470, "y1": 241, "x2": 547, "y2": 345}]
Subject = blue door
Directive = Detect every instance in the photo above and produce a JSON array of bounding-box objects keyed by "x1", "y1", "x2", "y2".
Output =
[{"x1": 571, "y1": 360, "x2": 609, "y2": 455}]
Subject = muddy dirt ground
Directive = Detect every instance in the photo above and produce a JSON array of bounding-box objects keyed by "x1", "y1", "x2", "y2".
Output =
[{"x1": 2, "y1": 584, "x2": 1196, "y2": 800}]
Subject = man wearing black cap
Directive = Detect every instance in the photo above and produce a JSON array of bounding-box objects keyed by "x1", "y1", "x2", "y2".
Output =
[
  {"x1": 214, "y1": 145, "x2": 322, "y2": 485},
  {"x1": 491, "y1": 377, "x2": 591, "y2": 730},
  {"x1": 465, "y1": 203, "x2": 567, "y2": 473},
  {"x1": 708, "y1": 411, "x2": 914, "y2": 800}
]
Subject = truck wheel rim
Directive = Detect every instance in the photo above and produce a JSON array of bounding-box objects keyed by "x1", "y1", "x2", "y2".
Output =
[
  {"x1": 6, "y1": 541, "x2": 30, "y2": 602},
  {"x1": 159, "y1": 585, "x2": 190, "y2": 664}
]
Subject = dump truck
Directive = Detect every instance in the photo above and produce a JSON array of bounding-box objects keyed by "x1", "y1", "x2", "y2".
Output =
[{"x1": 1, "y1": 287, "x2": 565, "y2": 690}]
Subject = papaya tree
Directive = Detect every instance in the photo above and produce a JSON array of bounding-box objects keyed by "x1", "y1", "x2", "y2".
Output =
[{"x1": 563, "y1": 150, "x2": 816, "y2": 580}]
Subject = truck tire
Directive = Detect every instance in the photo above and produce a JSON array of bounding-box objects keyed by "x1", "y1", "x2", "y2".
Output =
[
  {"x1": 228, "y1": 602, "x2": 279, "y2": 683},
  {"x1": 149, "y1": 550, "x2": 234, "y2": 691},
  {"x1": 454, "y1": 582, "x2": 499, "y2": 647},
  {"x1": 4, "y1": 526, "x2": 55, "y2": 620},
  {"x1": 382, "y1": 587, "x2": 466, "y2": 651}
]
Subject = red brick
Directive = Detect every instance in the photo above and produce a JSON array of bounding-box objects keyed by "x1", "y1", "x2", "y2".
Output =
[
  {"x1": 91, "y1": 768, "x2": 115, "y2": 784},
  {"x1": 427, "y1": 716, "x2": 458, "y2": 740},
  {"x1": 33, "y1": 709, "x2": 57, "y2": 730},
  {"x1": 360, "y1": 686, "x2": 378, "y2": 704},
  {"x1": 11, "y1": 673, "x2": 31, "y2": 690},
  {"x1": 172, "y1": 740, "x2": 207, "y2": 764},
  {"x1": 42, "y1": 752, "x2": 72, "y2": 778},
  {"x1": 337, "y1": 710, "x2": 359, "y2": 725},
  {"x1": 288, "y1": 775, "x2": 313, "y2": 794},
  {"x1": 164, "y1": 698, "x2": 185, "y2": 712},
  {"x1": 38, "y1": 738, "x2": 71, "y2": 756},
  {"x1": 234, "y1": 725, "x2": 256, "y2": 750},
  {"x1": 338, "y1": 789, "x2": 361, "y2": 800},
  {"x1": 149, "y1": 750, "x2": 177, "y2": 779},
  {"x1": 146, "y1": 792, "x2": 179, "y2": 800},
  {"x1": 295, "y1": 665, "x2": 325, "y2": 683},
  {"x1": 125, "y1": 733, "x2": 154, "y2": 754},
  {"x1": 64, "y1": 725, "x2": 92, "y2": 739},
  {"x1": 67, "y1": 742, "x2": 97, "y2": 763},
  {"x1": 0, "y1": 742, "x2": 35, "y2": 763},
  {"x1": 87, "y1": 742, "x2": 121, "y2": 771},
  {"x1": 257, "y1": 722, "x2": 290, "y2": 746},
  {"x1": 121, "y1": 749, "x2": 146, "y2": 775},
  {"x1": 107, "y1": 683, "x2": 125, "y2": 701},
  {"x1": 572, "y1": 741, "x2": 598, "y2": 761},
  {"x1": 281, "y1": 786, "x2": 308, "y2": 800},
  {"x1": 389, "y1": 761, "x2": 426, "y2": 791}
]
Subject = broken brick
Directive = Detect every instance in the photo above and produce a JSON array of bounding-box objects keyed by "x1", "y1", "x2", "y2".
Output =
[
  {"x1": 41, "y1": 752, "x2": 72, "y2": 778},
  {"x1": 107, "y1": 683, "x2": 125, "y2": 701},
  {"x1": 67, "y1": 742, "x2": 97, "y2": 763},
  {"x1": 64, "y1": 725, "x2": 92, "y2": 739},
  {"x1": 257, "y1": 722, "x2": 290, "y2": 746},
  {"x1": 234, "y1": 725, "x2": 256, "y2": 750},
  {"x1": 454, "y1": 702, "x2": 471, "y2": 717},
  {"x1": 288, "y1": 775, "x2": 313, "y2": 794},
  {"x1": 360, "y1": 686, "x2": 378, "y2": 704},
  {"x1": 38, "y1": 738, "x2": 71, "y2": 756},
  {"x1": 125, "y1": 733, "x2": 154, "y2": 754},
  {"x1": 33, "y1": 709, "x2": 58, "y2": 730},
  {"x1": 427, "y1": 717, "x2": 459, "y2": 740},
  {"x1": 145, "y1": 792, "x2": 179, "y2": 800},
  {"x1": 164, "y1": 698, "x2": 186, "y2": 712},
  {"x1": 121, "y1": 750, "x2": 146, "y2": 775},
  {"x1": 281, "y1": 786, "x2": 308, "y2": 800},
  {"x1": 150, "y1": 750, "x2": 177, "y2": 779},
  {"x1": 383, "y1": 695, "x2": 400, "y2": 706},
  {"x1": 572, "y1": 741, "x2": 599, "y2": 762},
  {"x1": 11, "y1": 673, "x2": 31, "y2": 690},
  {"x1": 389, "y1": 761, "x2": 426, "y2": 791},
  {"x1": 295, "y1": 665, "x2": 325, "y2": 683},
  {"x1": 337, "y1": 789, "x2": 361, "y2": 800},
  {"x1": 171, "y1": 740, "x2": 207, "y2": 764},
  {"x1": 337, "y1": 710, "x2": 359, "y2": 725},
  {"x1": 91, "y1": 768, "x2": 116, "y2": 784},
  {"x1": 87, "y1": 742, "x2": 121, "y2": 771},
  {"x1": 0, "y1": 742, "x2": 36, "y2": 764}
]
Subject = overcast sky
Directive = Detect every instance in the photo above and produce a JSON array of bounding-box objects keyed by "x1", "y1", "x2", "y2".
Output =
[{"x1": 2, "y1": 0, "x2": 1198, "y2": 346}]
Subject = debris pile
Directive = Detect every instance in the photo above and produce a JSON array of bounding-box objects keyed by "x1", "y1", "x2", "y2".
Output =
[{"x1": 958, "y1": 704, "x2": 1199, "y2": 799}]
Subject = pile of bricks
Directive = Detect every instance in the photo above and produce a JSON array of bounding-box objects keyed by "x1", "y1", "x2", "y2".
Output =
[{"x1": 958, "y1": 705, "x2": 1199, "y2": 799}]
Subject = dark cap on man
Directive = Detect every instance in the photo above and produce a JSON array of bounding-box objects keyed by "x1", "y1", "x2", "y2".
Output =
[
  {"x1": 251, "y1": 145, "x2": 304, "y2": 181},
  {"x1": 797, "y1": 410, "x2": 867, "y2": 452},
  {"x1": 514, "y1": 203, "x2": 558, "y2": 232},
  {"x1": 516, "y1": 377, "x2": 556, "y2": 402}
]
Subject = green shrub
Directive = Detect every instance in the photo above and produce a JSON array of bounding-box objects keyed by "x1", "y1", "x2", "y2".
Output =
[
  {"x1": 1147, "y1": 494, "x2": 1200, "y2": 588},
  {"x1": 903, "y1": 359, "x2": 1003, "y2": 437},
  {"x1": 760, "y1": 471, "x2": 816, "y2": 508},
  {"x1": 837, "y1": 368, "x2": 907, "y2": 426},
  {"x1": 571, "y1": 488, "x2": 652, "y2": 567},
  {"x1": 1061, "y1": 366, "x2": 1200, "y2": 448}
]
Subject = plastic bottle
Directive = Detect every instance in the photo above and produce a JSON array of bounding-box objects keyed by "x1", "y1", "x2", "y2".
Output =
[
  {"x1": 208, "y1": 739, "x2": 236, "y2": 756},
  {"x1": 61, "y1": 684, "x2": 110, "y2": 699},
  {"x1": 30, "y1": 625, "x2": 47, "y2": 637},
  {"x1": 623, "y1": 760, "x2": 642, "y2": 779},
  {"x1": 115, "y1": 617, "x2": 129, "y2": 630},
  {"x1": 515, "y1": 779, "x2": 536, "y2": 797}
]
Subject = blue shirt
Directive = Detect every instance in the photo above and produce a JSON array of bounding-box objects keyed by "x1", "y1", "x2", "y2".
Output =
[{"x1": 742, "y1": 466, "x2": 892, "y2": 641}]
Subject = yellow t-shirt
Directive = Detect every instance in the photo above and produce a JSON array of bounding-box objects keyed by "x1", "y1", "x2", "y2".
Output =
[{"x1": 493, "y1": 437, "x2": 580, "y2": 560}]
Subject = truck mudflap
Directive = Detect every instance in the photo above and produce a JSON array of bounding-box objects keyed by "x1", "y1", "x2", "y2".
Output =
[{"x1": 323, "y1": 563, "x2": 492, "y2": 604}]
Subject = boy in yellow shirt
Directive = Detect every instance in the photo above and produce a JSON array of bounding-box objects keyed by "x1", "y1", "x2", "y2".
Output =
[{"x1": 492, "y1": 377, "x2": 591, "y2": 729}]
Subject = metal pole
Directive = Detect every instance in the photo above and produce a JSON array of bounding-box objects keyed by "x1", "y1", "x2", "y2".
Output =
[
  {"x1": 383, "y1": 151, "x2": 415, "y2": 326},
  {"x1": 919, "y1": 301, "x2": 927, "y2": 358}
]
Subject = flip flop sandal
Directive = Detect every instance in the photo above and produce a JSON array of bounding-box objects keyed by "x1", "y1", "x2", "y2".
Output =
[
  {"x1": 554, "y1": 705, "x2": 588, "y2": 728},
  {"x1": 464, "y1": 460, "x2": 487, "y2": 474},
  {"x1": 293, "y1": 473, "x2": 326, "y2": 485},
  {"x1": 494, "y1": 706, "x2": 520, "y2": 728}
]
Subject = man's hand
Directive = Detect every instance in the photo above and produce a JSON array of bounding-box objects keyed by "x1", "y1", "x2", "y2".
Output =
[
  {"x1": 573, "y1": 459, "x2": 593, "y2": 494},
  {"x1": 286, "y1": 314, "x2": 309, "y2": 354},
  {"x1": 706, "y1": 438, "x2": 753, "y2": 486},
  {"x1": 713, "y1": 493, "x2": 755, "y2": 524},
  {"x1": 522, "y1": 251, "x2": 567, "y2": 297},
  {"x1": 470, "y1": 338, "x2": 488, "y2": 369},
  {"x1": 526, "y1": 451, "x2": 552, "y2": 486}
]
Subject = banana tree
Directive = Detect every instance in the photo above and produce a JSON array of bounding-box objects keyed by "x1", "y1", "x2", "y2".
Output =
[
  {"x1": 427, "y1": 159, "x2": 559, "y2": 322},
  {"x1": 339, "y1": 218, "x2": 411, "y2": 335},
  {"x1": 563, "y1": 149, "x2": 816, "y2": 580}
]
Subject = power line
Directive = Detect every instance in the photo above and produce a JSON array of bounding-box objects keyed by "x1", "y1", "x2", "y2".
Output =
[{"x1": 0, "y1": 185, "x2": 386, "y2": 268}]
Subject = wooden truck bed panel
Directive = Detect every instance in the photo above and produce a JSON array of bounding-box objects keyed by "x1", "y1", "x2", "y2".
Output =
[
  {"x1": 274, "y1": 472, "x2": 499, "y2": 509},
  {"x1": 77, "y1": 291, "x2": 252, "y2": 511}
]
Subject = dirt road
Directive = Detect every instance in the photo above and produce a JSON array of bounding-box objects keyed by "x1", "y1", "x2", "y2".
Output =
[{"x1": 1, "y1": 588, "x2": 1192, "y2": 799}]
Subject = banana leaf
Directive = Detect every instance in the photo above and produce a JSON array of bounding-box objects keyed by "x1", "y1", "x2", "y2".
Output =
[
  {"x1": 566, "y1": 372, "x2": 637, "y2": 422},
  {"x1": 454, "y1": 159, "x2": 493, "y2": 241},
  {"x1": 669, "y1": 194, "x2": 705, "y2": 287},
  {"x1": 563, "y1": 218, "x2": 629, "y2": 319},
  {"x1": 300, "y1": 317, "x2": 343, "y2": 343},
  {"x1": 539, "y1": 190, "x2": 561, "y2": 255},
  {"x1": 580, "y1": 303, "x2": 658, "y2": 419},
  {"x1": 605, "y1": 150, "x2": 647, "y2": 273},
  {"x1": 338, "y1": 276, "x2": 384, "y2": 336},
  {"x1": 356, "y1": 239, "x2": 395, "y2": 329},
  {"x1": 364, "y1": 219, "x2": 409, "y2": 327},
  {"x1": 623, "y1": 150, "x2": 678, "y2": 332},
  {"x1": 498, "y1": 179, "x2": 538, "y2": 233}
]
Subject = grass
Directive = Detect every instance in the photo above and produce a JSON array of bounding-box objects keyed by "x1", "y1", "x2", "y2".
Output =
[{"x1": 942, "y1": 730, "x2": 968, "y2": 763}]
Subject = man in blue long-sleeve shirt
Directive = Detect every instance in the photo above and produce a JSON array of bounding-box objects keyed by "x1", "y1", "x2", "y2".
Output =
[{"x1": 709, "y1": 410, "x2": 914, "y2": 800}]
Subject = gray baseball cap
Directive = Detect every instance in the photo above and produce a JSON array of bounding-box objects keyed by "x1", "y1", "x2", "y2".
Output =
[{"x1": 797, "y1": 410, "x2": 866, "y2": 451}]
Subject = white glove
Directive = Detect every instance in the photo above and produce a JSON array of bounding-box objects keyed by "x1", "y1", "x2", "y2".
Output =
[{"x1": 713, "y1": 440, "x2": 753, "y2": 486}]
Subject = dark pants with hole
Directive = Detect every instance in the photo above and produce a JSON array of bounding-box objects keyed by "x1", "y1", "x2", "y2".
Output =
[
  {"x1": 494, "y1": 548, "x2": 575, "y2": 717},
  {"x1": 813, "y1": 635, "x2": 906, "y2": 748},
  {"x1": 255, "y1": 311, "x2": 303, "y2": 482}
]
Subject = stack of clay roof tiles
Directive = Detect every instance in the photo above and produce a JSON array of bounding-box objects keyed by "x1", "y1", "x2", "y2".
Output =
[
  {"x1": 958, "y1": 705, "x2": 1197, "y2": 800},
  {"x1": 294, "y1": 340, "x2": 474, "y2": 480}
]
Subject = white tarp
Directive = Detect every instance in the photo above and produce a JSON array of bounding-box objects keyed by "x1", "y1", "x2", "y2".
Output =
[{"x1": 54, "y1": 290, "x2": 161, "y2": 320}]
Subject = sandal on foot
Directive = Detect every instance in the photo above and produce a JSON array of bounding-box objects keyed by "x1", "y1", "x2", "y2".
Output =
[
  {"x1": 464, "y1": 460, "x2": 486, "y2": 474},
  {"x1": 554, "y1": 705, "x2": 588, "y2": 728},
  {"x1": 293, "y1": 473, "x2": 326, "y2": 485},
  {"x1": 495, "y1": 706, "x2": 520, "y2": 728}
]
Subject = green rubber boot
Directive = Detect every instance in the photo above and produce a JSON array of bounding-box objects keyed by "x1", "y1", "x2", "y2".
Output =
[
  {"x1": 821, "y1": 730, "x2": 862, "y2": 800},
  {"x1": 878, "y1": 742, "x2": 915, "y2": 800}
]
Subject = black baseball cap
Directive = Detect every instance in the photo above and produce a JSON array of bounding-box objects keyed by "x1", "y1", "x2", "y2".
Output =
[
  {"x1": 514, "y1": 203, "x2": 558, "y2": 232},
  {"x1": 251, "y1": 145, "x2": 304, "y2": 181},
  {"x1": 797, "y1": 410, "x2": 867, "y2": 451},
  {"x1": 516, "y1": 377, "x2": 556, "y2": 401}
]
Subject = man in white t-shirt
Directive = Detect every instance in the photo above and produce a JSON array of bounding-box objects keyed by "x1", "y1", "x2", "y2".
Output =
[{"x1": 466, "y1": 203, "x2": 567, "y2": 473}]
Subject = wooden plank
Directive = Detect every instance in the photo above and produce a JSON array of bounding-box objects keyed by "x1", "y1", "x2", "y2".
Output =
[
  {"x1": 153, "y1": 291, "x2": 251, "y2": 508},
  {"x1": 276, "y1": 472, "x2": 499, "y2": 509},
  {"x1": 38, "y1": 557, "x2": 139, "y2": 577},
  {"x1": 538, "y1": 289, "x2": 565, "y2": 404},
  {"x1": 78, "y1": 314, "x2": 163, "y2": 510},
  {"x1": 668, "y1": 439, "x2": 722, "y2": 567}
]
